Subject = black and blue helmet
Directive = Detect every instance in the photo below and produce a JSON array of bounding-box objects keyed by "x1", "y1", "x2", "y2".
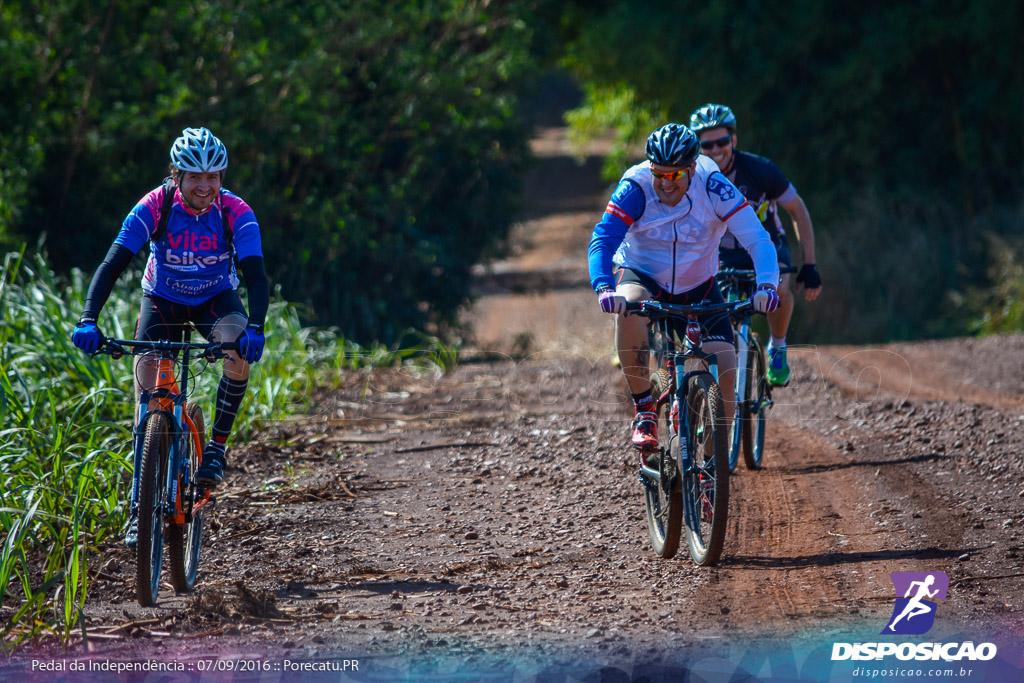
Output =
[{"x1": 645, "y1": 123, "x2": 700, "y2": 166}]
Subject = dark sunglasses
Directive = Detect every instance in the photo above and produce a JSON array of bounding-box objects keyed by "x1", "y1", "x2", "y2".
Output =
[
  {"x1": 650, "y1": 167, "x2": 689, "y2": 181},
  {"x1": 700, "y1": 134, "x2": 733, "y2": 151}
]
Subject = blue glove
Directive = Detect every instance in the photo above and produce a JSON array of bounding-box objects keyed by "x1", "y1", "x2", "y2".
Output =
[
  {"x1": 237, "y1": 324, "x2": 265, "y2": 364},
  {"x1": 72, "y1": 319, "x2": 103, "y2": 354},
  {"x1": 752, "y1": 284, "x2": 780, "y2": 313}
]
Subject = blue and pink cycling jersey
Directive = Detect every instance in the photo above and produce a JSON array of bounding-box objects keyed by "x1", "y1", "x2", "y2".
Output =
[{"x1": 115, "y1": 186, "x2": 263, "y2": 305}]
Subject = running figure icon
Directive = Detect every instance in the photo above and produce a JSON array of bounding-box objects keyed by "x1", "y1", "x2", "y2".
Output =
[
  {"x1": 887, "y1": 575, "x2": 938, "y2": 631},
  {"x1": 882, "y1": 571, "x2": 949, "y2": 635}
]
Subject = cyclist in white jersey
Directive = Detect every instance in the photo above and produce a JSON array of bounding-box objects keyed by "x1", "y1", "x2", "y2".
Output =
[{"x1": 588, "y1": 123, "x2": 780, "y2": 452}]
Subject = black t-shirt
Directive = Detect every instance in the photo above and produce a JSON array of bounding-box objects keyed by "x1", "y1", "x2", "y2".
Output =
[{"x1": 722, "y1": 149, "x2": 796, "y2": 243}]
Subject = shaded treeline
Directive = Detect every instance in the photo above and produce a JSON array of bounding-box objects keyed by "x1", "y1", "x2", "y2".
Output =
[
  {"x1": 557, "y1": 1, "x2": 1024, "y2": 342},
  {"x1": 1, "y1": 1, "x2": 548, "y2": 342},
  {"x1": 2, "y1": 1, "x2": 1023, "y2": 343}
]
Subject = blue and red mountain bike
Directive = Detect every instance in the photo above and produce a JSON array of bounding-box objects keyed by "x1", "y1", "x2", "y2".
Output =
[{"x1": 629, "y1": 298, "x2": 752, "y2": 566}]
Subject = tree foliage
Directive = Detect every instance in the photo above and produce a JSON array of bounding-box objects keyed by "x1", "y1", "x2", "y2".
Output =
[
  {"x1": 558, "y1": 1, "x2": 1024, "y2": 342},
  {"x1": 1, "y1": 1, "x2": 539, "y2": 342}
]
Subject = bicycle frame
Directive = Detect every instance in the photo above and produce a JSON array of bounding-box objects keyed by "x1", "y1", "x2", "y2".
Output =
[
  {"x1": 717, "y1": 269, "x2": 759, "y2": 464},
  {"x1": 716, "y1": 265, "x2": 795, "y2": 470},
  {"x1": 629, "y1": 298, "x2": 743, "y2": 564},
  {"x1": 640, "y1": 313, "x2": 719, "y2": 487},
  {"x1": 111, "y1": 337, "x2": 229, "y2": 529}
]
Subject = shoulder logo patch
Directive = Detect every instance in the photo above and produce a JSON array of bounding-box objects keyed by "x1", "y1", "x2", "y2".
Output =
[{"x1": 708, "y1": 176, "x2": 736, "y2": 202}]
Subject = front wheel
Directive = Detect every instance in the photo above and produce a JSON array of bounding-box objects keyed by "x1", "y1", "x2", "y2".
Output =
[
  {"x1": 643, "y1": 369, "x2": 681, "y2": 558},
  {"x1": 136, "y1": 412, "x2": 171, "y2": 607},
  {"x1": 168, "y1": 403, "x2": 205, "y2": 593},
  {"x1": 743, "y1": 337, "x2": 768, "y2": 470},
  {"x1": 683, "y1": 374, "x2": 729, "y2": 566}
]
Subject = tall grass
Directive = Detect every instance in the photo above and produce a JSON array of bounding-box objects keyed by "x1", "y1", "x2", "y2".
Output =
[{"x1": 0, "y1": 249, "x2": 458, "y2": 648}]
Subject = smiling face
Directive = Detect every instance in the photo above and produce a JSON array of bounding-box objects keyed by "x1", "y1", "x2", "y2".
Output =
[
  {"x1": 649, "y1": 162, "x2": 695, "y2": 206},
  {"x1": 176, "y1": 171, "x2": 222, "y2": 213},
  {"x1": 697, "y1": 126, "x2": 736, "y2": 173}
]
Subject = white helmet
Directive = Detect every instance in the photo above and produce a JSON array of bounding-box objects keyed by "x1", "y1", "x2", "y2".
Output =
[{"x1": 170, "y1": 127, "x2": 228, "y2": 173}]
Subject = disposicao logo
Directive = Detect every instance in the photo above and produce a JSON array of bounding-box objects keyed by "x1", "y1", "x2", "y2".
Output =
[
  {"x1": 831, "y1": 570, "x2": 997, "y2": 662},
  {"x1": 882, "y1": 571, "x2": 948, "y2": 635}
]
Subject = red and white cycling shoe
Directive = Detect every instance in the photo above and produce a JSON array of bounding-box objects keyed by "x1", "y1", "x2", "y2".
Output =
[{"x1": 631, "y1": 411, "x2": 659, "y2": 451}]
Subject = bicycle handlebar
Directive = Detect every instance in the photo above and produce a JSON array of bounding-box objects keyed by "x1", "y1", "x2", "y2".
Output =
[
  {"x1": 624, "y1": 299, "x2": 755, "y2": 318},
  {"x1": 717, "y1": 266, "x2": 798, "y2": 279},
  {"x1": 96, "y1": 337, "x2": 240, "y2": 361}
]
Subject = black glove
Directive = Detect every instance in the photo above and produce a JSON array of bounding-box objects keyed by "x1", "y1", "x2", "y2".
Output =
[{"x1": 796, "y1": 264, "x2": 822, "y2": 289}]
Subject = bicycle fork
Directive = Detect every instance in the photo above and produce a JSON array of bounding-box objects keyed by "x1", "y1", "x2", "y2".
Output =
[
  {"x1": 730, "y1": 323, "x2": 751, "y2": 460},
  {"x1": 673, "y1": 371, "x2": 704, "y2": 533}
]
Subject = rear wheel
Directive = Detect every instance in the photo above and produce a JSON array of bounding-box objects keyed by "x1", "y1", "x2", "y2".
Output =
[
  {"x1": 168, "y1": 403, "x2": 205, "y2": 593},
  {"x1": 136, "y1": 412, "x2": 171, "y2": 606},
  {"x1": 643, "y1": 369, "x2": 681, "y2": 558},
  {"x1": 743, "y1": 337, "x2": 768, "y2": 470},
  {"x1": 683, "y1": 374, "x2": 729, "y2": 566}
]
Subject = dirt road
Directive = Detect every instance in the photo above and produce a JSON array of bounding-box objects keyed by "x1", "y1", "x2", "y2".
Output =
[{"x1": 17, "y1": 125, "x2": 1024, "y2": 678}]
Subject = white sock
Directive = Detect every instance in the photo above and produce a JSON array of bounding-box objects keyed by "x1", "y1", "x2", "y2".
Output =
[{"x1": 770, "y1": 336, "x2": 787, "y2": 349}]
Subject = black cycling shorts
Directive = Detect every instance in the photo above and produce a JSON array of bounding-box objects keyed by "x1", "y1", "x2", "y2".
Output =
[
  {"x1": 135, "y1": 289, "x2": 247, "y2": 343},
  {"x1": 719, "y1": 232, "x2": 793, "y2": 271},
  {"x1": 613, "y1": 267, "x2": 733, "y2": 344}
]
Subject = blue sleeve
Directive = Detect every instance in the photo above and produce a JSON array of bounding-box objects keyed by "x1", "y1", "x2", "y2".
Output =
[
  {"x1": 113, "y1": 190, "x2": 162, "y2": 253},
  {"x1": 588, "y1": 179, "x2": 645, "y2": 291}
]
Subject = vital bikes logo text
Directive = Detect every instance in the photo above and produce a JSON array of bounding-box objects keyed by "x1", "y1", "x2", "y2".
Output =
[{"x1": 832, "y1": 571, "x2": 998, "y2": 663}]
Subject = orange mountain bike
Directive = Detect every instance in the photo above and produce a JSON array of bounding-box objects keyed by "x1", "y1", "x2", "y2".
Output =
[{"x1": 97, "y1": 333, "x2": 237, "y2": 606}]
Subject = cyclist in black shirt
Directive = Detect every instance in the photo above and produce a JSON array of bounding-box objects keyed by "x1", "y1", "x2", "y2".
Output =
[{"x1": 689, "y1": 104, "x2": 822, "y2": 387}]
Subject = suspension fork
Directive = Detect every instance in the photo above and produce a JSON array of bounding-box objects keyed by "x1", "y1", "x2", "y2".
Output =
[
  {"x1": 130, "y1": 353, "x2": 179, "y2": 511},
  {"x1": 672, "y1": 356, "x2": 692, "y2": 474},
  {"x1": 734, "y1": 319, "x2": 750, "y2": 407}
]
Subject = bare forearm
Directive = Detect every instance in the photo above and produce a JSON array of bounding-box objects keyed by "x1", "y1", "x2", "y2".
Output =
[{"x1": 783, "y1": 195, "x2": 816, "y2": 264}]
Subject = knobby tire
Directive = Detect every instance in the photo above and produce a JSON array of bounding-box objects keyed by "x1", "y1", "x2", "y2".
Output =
[
  {"x1": 743, "y1": 336, "x2": 768, "y2": 470},
  {"x1": 136, "y1": 412, "x2": 171, "y2": 607},
  {"x1": 644, "y1": 369, "x2": 682, "y2": 558},
  {"x1": 684, "y1": 374, "x2": 729, "y2": 566},
  {"x1": 168, "y1": 403, "x2": 206, "y2": 593}
]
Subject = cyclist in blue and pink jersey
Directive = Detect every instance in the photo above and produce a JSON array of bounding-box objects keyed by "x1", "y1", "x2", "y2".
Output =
[
  {"x1": 689, "y1": 104, "x2": 822, "y2": 387},
  {"x1": 589, "y1": 123, "x2": 780, "y2": 454},
  {"x1": 72, "y1": 128, "x2": 269, "y2": 545}
]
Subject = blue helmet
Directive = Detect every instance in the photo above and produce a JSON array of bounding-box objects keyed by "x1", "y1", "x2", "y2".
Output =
[
  {"x1": 688, "y1": 103, "x2": 737, "y2": 134},
  {"x1": 645, "y1": 123, "x2": 699, "y2": 166},
  {"x1": 170, "y1": 127, "x2": 228, "y2": 173}
]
